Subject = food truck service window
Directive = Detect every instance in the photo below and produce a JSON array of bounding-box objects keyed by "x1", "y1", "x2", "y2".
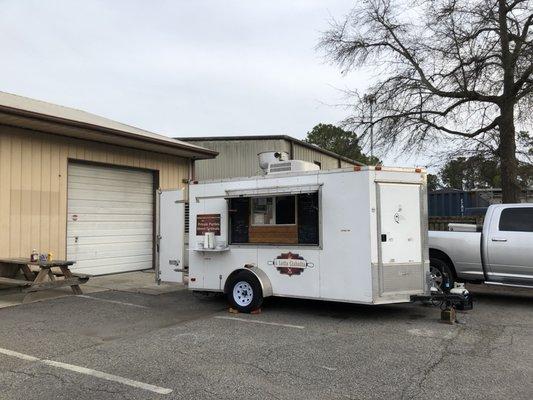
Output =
[
  {"x1": 251, "y1": 196, "x2": 296, "y2": 225},
  {"x1": 229, "y1": 193, "x2": 319, "y2": 246}
]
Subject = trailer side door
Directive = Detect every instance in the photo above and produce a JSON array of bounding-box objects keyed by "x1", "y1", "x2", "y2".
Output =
[
  {"x1": 376, "y1": 182, "x2": 425, "y2": 297},
  {"x1": 156, "y1": 189, "x2": 185, "y2": 284}
]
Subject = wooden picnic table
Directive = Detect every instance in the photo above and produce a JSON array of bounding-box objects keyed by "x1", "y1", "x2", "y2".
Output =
[{"x1": 0, "y1": 258, "x2": 88, "y2": 295}]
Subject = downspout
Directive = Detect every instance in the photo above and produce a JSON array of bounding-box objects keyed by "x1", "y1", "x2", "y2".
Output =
[
  {"x1": 190, "y1": 158, "x2": 196, "y2": 181},
  {"x1": 289, "y1": 140, "x2": 294, "y2": 160}
]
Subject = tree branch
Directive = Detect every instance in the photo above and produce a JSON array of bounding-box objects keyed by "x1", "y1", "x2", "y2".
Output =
[
  {"x1": 413, "y1": 116, "x2": 500, "y2": 138},
  {"x1": 374, "y1": 9, "x2": 501, "y2": 103}
]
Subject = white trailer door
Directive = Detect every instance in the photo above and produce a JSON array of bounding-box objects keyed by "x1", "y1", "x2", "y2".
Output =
[
  {"x1": 378, "y1": 183, "x2": 422, "y2": 264},
  {"x1": 157, "y1": 189, "x2": 185, "y2": 283}
]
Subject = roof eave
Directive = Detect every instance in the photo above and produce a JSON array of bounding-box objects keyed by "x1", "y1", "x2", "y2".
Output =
[
  {"x1": 0, "y1": 106, "x2": 218, "y2": 159},
  {"x1": 179, "y1": 135, "x2": 363, "y2": 165}
]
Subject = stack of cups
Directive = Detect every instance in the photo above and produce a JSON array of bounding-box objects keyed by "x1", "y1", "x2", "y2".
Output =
[{"x1": 203, "y1": 232, "x2": 216, "y2": 249}]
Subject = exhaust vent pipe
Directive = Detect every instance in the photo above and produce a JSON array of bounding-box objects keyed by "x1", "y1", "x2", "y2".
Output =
[{"x1": 258, "y1": 151, "x2": 289, "y2": 173}]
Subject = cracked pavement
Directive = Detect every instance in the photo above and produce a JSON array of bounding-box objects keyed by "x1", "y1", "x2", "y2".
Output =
[{"x1": 0, "y1": 284, "x2": 532, "y2": 399}]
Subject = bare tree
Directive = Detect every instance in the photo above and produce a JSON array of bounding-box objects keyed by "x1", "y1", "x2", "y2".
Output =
[{"x1": 320, "y1": 0, "x2": 533, "y2": 202}]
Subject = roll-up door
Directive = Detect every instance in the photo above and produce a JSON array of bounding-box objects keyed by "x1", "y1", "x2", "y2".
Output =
[{"x1": 67, "y1": 163, "x2": 154, "y2": 275}]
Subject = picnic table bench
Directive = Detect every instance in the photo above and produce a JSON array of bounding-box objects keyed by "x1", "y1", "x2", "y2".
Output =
[{"x1": 0, "y1": 258, "x2": 88, "y2": 295}]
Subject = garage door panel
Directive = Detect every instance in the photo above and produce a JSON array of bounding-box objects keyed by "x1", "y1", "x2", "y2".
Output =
[
  {"x1": 67, "y1": 213, "x2": 153, "y2": 222},
  {"x1": 69, "y1": 164, "x2": 153, "y2": 183},
  {"x1": 67, "y1": 163, "x2": 154, "y2": 275},
  {"x1": 67, "y1": 234, "x2": 153, "y2": 245},
  {"x1": 68, "y1": 172, "x2": 154, "y2": 186},
  {"x1": 68, "y1": 199, "x2": 153, "y2": 210},
  {"x1": 68, "y1": 189, "x2": 153, "y2": 203},
  {"x1": 68, "y1": 251, "x2": 153, "y2": 263},
  {"x1": 67, "y1": 240, "x2": 152, "y2": 252},
  {"x1": 73, "y1": 255, "x2": 152, "y2": 269},
  {"x1": 68, "y1": 180, "x2": 154, "y2": 194},
  {"x1": 67, "y1": 220, "x2": 152, "y2": 231},
  {"x1": 67, "y1": 204, "x2": 153, "y2": 215},
  {"x1": 68, "y1": 227, "x2": 153, "y2": 238},
  {"x1": 67, "y1": 245, "x2": 152, "y2": 262},
  {"x1": 67, "y1": 198, "x2": 154, "y2": 209}
]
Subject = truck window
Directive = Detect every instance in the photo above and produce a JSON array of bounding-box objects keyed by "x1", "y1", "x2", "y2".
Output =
[
  {"x1": 499, "y1": 208, "x2": 533, "y2": 232},
  {"x1": 229, "y1": 193, "x2": 319, "y2": 245},
  {"x1": 251, "y1": 197, "x2": 275, "y2": 225},
  {"x1": 251, "y1": 196, "x2": 296, "y2": 225}
]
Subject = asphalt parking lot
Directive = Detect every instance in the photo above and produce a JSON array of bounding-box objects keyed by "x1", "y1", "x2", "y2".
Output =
[{"x1": 0, "y1": 284, "x2": 532, "y2": 400}]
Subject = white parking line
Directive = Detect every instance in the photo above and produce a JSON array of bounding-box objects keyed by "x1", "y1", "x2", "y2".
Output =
[
  {"x1": 0, "y1": 348, "x2": 39, "y2": 362},
  {"x1": 214, "y1": 316, "x2": 305, "y2": 330},
  {"x1": 77, "y1": 295, "x2": 150, "y2": 309},
  {"x1": 0, "y1": 347, "x2": 172, "y2": 395}
]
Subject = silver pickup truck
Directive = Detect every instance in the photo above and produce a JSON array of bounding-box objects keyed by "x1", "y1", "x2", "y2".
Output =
[{"x1": 429, "y1": 204, "x2": 533, "y2": 289}]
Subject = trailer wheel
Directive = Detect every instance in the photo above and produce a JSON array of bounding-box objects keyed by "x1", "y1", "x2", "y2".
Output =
[
  {"x1": 430, "y1": 258, "x2": 455, "y2": 292},
  {"x1": 227, "y1": 272, "x2": 263, "y2": 313}
]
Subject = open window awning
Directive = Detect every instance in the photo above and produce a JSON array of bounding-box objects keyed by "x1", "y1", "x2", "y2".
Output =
[
  {"x1": 194, "y1": 184, "x2": 322, "y2": 202},
  {"x1": 225, "y1": 184, "x2": 322, "y2": 198}
]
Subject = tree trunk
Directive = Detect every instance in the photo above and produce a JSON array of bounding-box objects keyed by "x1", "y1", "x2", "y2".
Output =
[{"x1": 498, "y1": 105, "x2": 520, "y2": 203}]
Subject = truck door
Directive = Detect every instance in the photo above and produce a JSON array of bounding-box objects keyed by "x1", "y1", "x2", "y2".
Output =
[
  {"x1": 156, "y1": 189, "x2": 185, "y2": 284},
  {"x1": 376, "y1": 182, "x2": 424, "y2": 297},
  {"x1": 486, "y1": 206, "x2": 533, "y2": 285}
]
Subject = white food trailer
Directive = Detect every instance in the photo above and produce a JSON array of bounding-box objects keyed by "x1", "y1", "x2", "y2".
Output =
[{"x1": 157, "y1": 153, "x2": 431, "y2": 312}]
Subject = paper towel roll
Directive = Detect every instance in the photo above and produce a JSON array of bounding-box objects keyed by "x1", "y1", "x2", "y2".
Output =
[{"x1": 206, "y1": 232, "x2": 215, "y2": 249}]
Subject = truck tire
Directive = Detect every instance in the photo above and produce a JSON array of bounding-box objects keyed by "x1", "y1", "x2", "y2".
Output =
[
  {"x1": 430, "y1": 258, "x2": 455, "y2": 292},
  {"x1": 227, "y1": 271, "x2": 263, "y2": 313}
]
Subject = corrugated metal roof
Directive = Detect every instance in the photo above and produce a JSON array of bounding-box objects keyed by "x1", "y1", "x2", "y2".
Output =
[
  {"x1": 0, "y1": 91, "x2": 217, "y2": 159},
  {"x1": 178, "y1": 134, "x2": 364, "y2": 165}
]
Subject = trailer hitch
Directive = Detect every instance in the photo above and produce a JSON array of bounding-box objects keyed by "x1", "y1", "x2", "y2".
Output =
[
  {"x1": 411, "y1": 291, "x2": 473, "y2": 311},
  {"x1": 411, "y1": 275, "x2": 474, "y2": 324}
]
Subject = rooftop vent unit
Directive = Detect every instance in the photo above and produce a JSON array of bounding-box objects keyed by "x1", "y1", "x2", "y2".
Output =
[{"x1": 258, "y1": 151, "x2": 320, "y2": 175}]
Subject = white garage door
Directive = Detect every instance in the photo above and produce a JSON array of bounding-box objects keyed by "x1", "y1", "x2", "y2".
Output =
[{"x1": 67, "y1": 163, "x2": 154, "y2": 275}]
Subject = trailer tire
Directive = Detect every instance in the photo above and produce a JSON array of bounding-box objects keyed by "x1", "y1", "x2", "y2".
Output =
[
  {"x1": 430, "y1": 258, "x2": 455, "y2": 292},
  {"x1": 227, "y1": 271, "x2": 263, "y2": 313}
]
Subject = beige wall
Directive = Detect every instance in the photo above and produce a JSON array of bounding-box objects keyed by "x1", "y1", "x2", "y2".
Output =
[{"x1": 0, "y1": 126, "x2": 190, "y2": 260}]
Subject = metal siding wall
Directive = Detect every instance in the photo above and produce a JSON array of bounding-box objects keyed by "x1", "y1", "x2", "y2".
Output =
[
  {"x1": 189, "y1": 139, "x2": 355, "y2": 180},
  {"x1": 340, "y1": 160, "x2": 353, "y2": 168},
  {"x1": 0, "y1": 126, "x2": 189, "y2": 260},
  {"x1": 292, "y1": 143, "x2": 341, "y2": 170},
  {"x1": 428, "y1": 191, "x2": 467, "y2": 216},
  {"x1": 189, "y1": 139, "x2": 290, "y2": 180}
]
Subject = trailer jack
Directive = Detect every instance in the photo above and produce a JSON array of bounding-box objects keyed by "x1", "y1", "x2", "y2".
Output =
[{"x1": 411, "y1": 285, "x2": 473, "y2": 324}]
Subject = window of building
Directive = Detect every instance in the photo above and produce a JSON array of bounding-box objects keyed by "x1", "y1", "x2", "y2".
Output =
[
  {"x1": 314, "y1": 161, "x2": 322, "y2": 169},
  {"x1": 499, "y1": 207, "x2": 533, "y2": 232}
]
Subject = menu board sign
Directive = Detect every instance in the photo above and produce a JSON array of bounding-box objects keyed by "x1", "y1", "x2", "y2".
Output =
[{"x1": 196, "y1": 214, "x2": 221, "y2": 236}]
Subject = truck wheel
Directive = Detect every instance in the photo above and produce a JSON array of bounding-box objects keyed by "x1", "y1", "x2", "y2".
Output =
[
  {"x1": 430, "y1": 258, "x2": 455, "y2": 292},
  {"x1": 227, "y1": 272, "x2": 263, "y2": 313}
]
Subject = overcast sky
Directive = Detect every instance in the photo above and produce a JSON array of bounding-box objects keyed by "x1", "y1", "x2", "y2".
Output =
[{"x1": 0, "y1": 0, "x2": 423, "y2": 166}]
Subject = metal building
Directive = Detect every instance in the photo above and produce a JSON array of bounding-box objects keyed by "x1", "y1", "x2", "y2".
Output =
[
  {"x1": 180, "y1": 135, "x2": 363, "y2": 180},
  {"x1": 0, "y1": 92, "x2": 216, "y2": 276},
  {"x1": 429, "y1": 188, "x2": 533, "y2": 217}
]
